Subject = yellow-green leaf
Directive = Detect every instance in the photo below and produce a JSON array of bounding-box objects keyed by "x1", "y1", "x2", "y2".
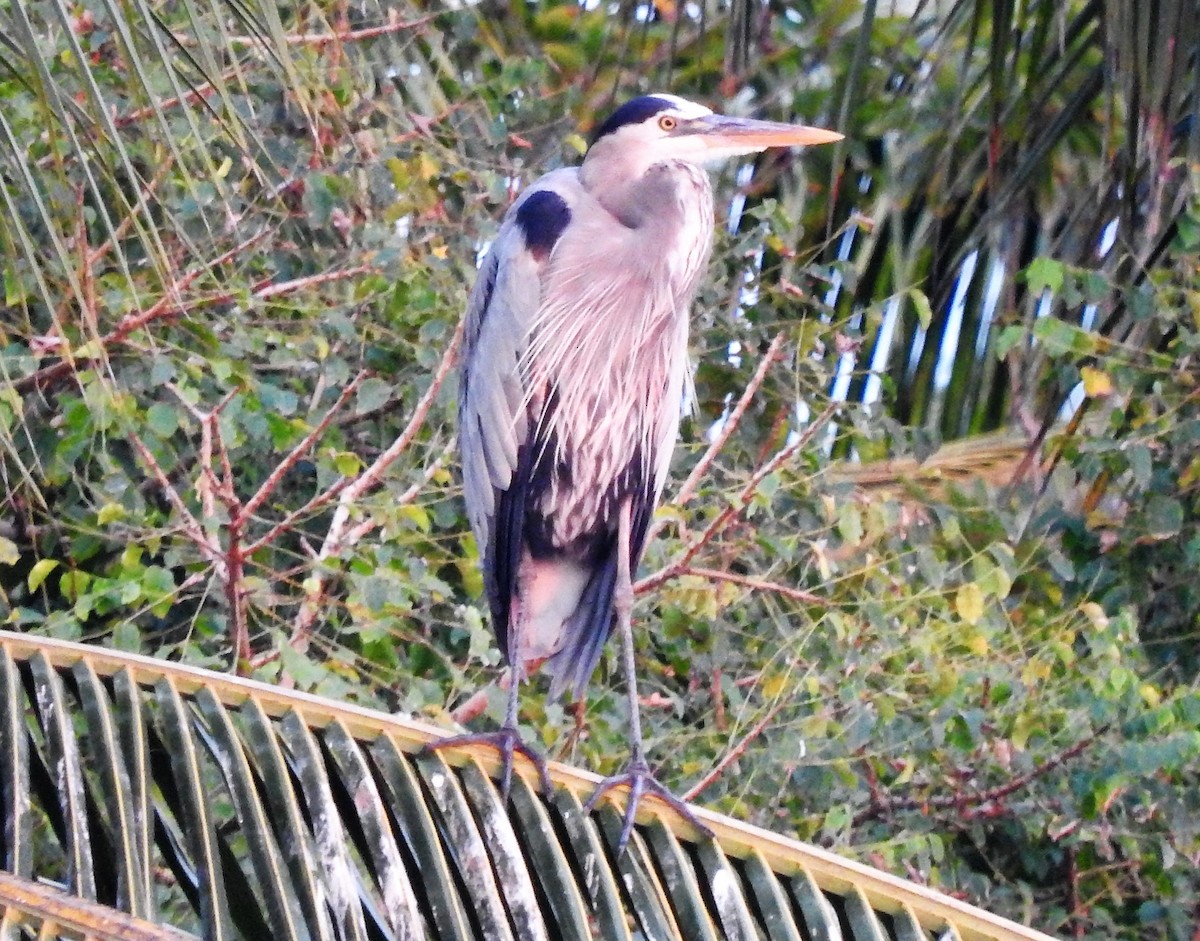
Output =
[
  {"x1": 955, "y1": 582, "x2": 984, "y2": 625},
  {"x1": 908, "y1": 287, "x2": 933, "y2": 329},
  {"x1": 28, "y1": 558, "x2": 59, "y2": 593},
  {"x1": 73, "y1": 339, "x2": 103, "y2": 359},
  {"x1": 0, "y1": 537, "x2": 18, "y2": 566},
  {"x1": 1080, "y1": 366, "x2": 1113, "y2": 397},
  {"x1": 97, "y1": 503, "x2": 126, "y2": 525},
  {"x1": 333, "y1": 451, "x2": 363, "y2": 476},
  {"x1": 837, "y1": 501, "x2": 863, "y2": 546},
  {"x1": 761, "y1": 672, "x2": 789, "y2": 700}
]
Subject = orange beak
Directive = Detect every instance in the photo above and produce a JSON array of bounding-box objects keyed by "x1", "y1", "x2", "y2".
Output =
[{"x1": 692, "y1": 114, "x2": 843, "y2": 151}]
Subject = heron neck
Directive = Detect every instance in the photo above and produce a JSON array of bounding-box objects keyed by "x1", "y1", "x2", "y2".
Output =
[{"x1": 580, "y1": 155, "x2": 710, "y2": 231}]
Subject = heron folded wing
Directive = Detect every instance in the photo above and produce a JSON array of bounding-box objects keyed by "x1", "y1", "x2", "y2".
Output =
[{"x1": 458, "y1": 172, "x2": 581, "y2": 659}]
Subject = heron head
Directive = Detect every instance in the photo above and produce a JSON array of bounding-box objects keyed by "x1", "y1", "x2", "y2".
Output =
[{"x1": 585, "y1": 94, "x2": 842, "y2": 169}]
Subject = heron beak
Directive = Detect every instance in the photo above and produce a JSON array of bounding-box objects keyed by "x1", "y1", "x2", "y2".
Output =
[{"x1": 692, "y1": 114, "x2": 843, "y2": 151}]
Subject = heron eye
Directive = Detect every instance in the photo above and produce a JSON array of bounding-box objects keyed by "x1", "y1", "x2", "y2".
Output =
[{"x1": 658, "y1": 115, "x2": 677, "y2": 131}]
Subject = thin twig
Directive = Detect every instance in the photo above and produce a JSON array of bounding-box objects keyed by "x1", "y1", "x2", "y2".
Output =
[
  {"x1": 852, "y1": 726, "x2": 1109, "y2": 826},
  {"x1": 167, "y1": 385, "x2": 216, "y2": 519},
  {"x1": 684, "y1": 698, "x2": 788, "y2": 801},
  {"x1": 191, "y1": 265, "x2": 377, "y2": 311},
  {"x1": 681, "y1": 566, "x2": 828, "y2": 606},
  {"x1": 673, "y1": 331, "x2": 787, "y2": 509},
  {"x1": 1067, "y1": 847, "x2": 1085, "y2": 938},
  {"x1": 210, "y1": 404, "x2": 239, "y2": 515},
  {"x1": 115, "y1": 76, "x2": 226, "y2": 128},
  {"x1": 339, "y1": 445, "x2": 452, "y2": 548},
  {"x1": 206, "y1": 400, "x2": 251, "y2": 668},
  {"x1": 339, "y1": 322, "x2": 462, "y2": 507},
  {"x1": 637, "y1": 401, "x2": 839, "y2": 596},
  {"x1": 18, "y1": 231, "x2": 269, "y2": 394},
  {"x1": 253, "y1": 266, "x2": 376, "y2": 300},
  {"x1": 238, "y1": 371, "x2": 368, "y2": 525},
  {"x1": 219, "y1": 12, "x2": 438, "y2": 47},
  {"x1": 128, "y1": 433, "x2": 224, "y2": 573},
  {"x1": 710, "y1": 666, "x2": 727, "y2": 732},
  {"x1": 242, "y1": 476, "x2": 352, "y2": 557}
]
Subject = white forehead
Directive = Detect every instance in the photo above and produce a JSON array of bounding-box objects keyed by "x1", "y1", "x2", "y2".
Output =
[{"x1": 647, "y1": 94, "x2": 713, "y2": 119}]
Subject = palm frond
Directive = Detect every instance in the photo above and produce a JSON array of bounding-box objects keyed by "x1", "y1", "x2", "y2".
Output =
[
  {"x1": 0, "y1": 630, "x2": 1052, "y2": 940},
  {"x1": 0, "y1": 869, "x2": 199, "y2": 940}
]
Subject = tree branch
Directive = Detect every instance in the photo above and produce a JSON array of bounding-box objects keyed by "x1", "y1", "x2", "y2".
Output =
[
  {"x1": 680, "y1": 566, "x2": 829, "y2": 606},
  {"x1": 671, "y1": 331, "x2": 787, "y2": 510},
  {"x1": 252, "y1": 266, "x2": 376, "y2": 300},
  {"x1": 684, "y1": 698, "x2": 788, "y2": 801},
  {"x1": 238, "y1": 370, "x2": 368, "y2": 526},
  {"x1": 289, "y1": 324, "x2": 463, "y2": 648},
  {"x1": 128, "y1": 433, "x2": 224, "y2": 575},
  {"x1": 17, "y1": 231, "x2": 270, "y2": 394},
  {"x1": 637, "y1": 401, "x2": 839, "y2": 596},
  {"x1": 851, "y1": 726, "x2": 1109, "y2": 826},
  {"x1": 220, "y1": 12, "x2": 439, "y2": 47}
]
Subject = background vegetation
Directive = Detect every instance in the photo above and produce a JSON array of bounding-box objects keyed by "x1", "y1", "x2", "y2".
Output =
[{"x1": 1, "y1": 0, "x2": 1198, "y2": 936}]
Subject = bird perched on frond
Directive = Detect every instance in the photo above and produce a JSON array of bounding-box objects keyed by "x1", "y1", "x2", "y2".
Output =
[{"x1": 431, "y1": 93, "x2": 841, "y2": 848}]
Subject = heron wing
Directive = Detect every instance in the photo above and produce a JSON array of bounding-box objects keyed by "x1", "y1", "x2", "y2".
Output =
[{"x1": 459, "y1": 171, "x2": 577, "y2": 660}]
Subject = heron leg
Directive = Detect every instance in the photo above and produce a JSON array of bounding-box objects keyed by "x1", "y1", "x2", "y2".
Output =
[
  {"x1": 582, "y1": 498, "x2": 714, "y2": 853},
  {"x1": 423, "y1": 660, "x2": 553, "y2": 800}
]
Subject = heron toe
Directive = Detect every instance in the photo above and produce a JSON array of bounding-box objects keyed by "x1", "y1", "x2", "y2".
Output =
[
  {"x1": 583, "y1": 757, "x2": 714, "y2": 853},
  {"x1": 423, "y1": 725, "x2": 553, "y2": 800}
]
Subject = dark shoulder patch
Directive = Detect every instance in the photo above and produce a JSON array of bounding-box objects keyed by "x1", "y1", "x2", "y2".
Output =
[
  {"x1": 515, "y1": 190, "x2": 571, "y2": 262},
  {"x1": 588, "y1": 95, "x2": 674, "y2": 146}
]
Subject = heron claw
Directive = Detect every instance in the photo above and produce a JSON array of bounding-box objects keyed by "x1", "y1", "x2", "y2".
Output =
[
  {"x1": 423, "y1": 725, "x2": 553, "y2": 800},
  {"x1": 583, "y1": 759, "x2": 714, "y2": 853}
]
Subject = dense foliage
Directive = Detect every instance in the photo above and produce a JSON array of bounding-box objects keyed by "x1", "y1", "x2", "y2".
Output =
[{"x1": 1, "y1": 0, "x2": 1197, "y2": 936}]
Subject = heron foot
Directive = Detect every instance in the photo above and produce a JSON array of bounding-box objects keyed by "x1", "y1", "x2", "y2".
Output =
[
  {"x1": 423, "y1": 726, "x2": 553, "y2": 800},
  {"x1": 583, "y1": 758, "x2": 714, "y2": 853}
]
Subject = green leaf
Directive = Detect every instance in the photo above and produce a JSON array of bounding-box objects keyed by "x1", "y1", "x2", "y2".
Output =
[
  {"x1": 146, "y1": 402, "x2": 179, "y2": 438},
  {"x1": 1127, "y1": 444, "x2": 1153, "y2": 489},
  {"x1": 97, "y1": 503, "x2": 126, "y2": 525},
  {"x1": 266, "y1": 413, "x2": 304, "y2": 450},
  {"x1": 355, "y1": 377, "x2": 392, "y2": 414},
  {"x1": 907, "y1": 288, "x2": 933, "y2": 329},
  {"x1": 112, "y1": 621, "x2": 141, "y2": 651},
  {"x1": 27, "y1": 559, "x2": 58, "y2": 593},
  {"x1": 60, "y1": 571, "x2": 91, "y2": 604},
  {"x1": 142, "y1": 566, "x2": 177, "y2": 617},
  {"x1": 1033, "y1": 317, "x2": 1098, "y2": 356},
  {"x1": 0, "y1": 537, "x2": 18, "y2": 566},
  {"x1": 975, "y1": 557, "x2": 1012, "y2": 601},
  {"x1": 398, "y1": 504, "x2": 431, "y2": 533},
  {"x1": 1175, "y1": 212, "x2": 1200, "y2": 251},
  {"x1": 994, "y1": 324, "x2": 1026, "y2": 361},
  {"x1": 1024, "y1": 257, "x2": 1065, "y2": 294},
  {"x1": 836, "y1": 501, "x2": 863, "y2": 545},
  {"x1": 259, "y1": 383, "x2": 299, "y2": 416},
  {"x1": 946, "y1": 712, "x2": 977, "y2": 750},
  {"x1": 333, "y1": 451, "x2": 363, "y2": 476},
  {"x1": 1143, "y1": 495, "x2": 1183, "y2": 539}
]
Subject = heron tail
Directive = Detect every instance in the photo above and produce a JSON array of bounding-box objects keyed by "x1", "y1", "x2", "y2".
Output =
[{"x1": 544, "y1": 551, "x2": 618, "y2": 701}]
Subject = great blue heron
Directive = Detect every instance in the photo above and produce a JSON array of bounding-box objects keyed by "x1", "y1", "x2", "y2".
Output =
[{"x1": 434, "y1": 94, "x2": 841, "y2": 847}]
